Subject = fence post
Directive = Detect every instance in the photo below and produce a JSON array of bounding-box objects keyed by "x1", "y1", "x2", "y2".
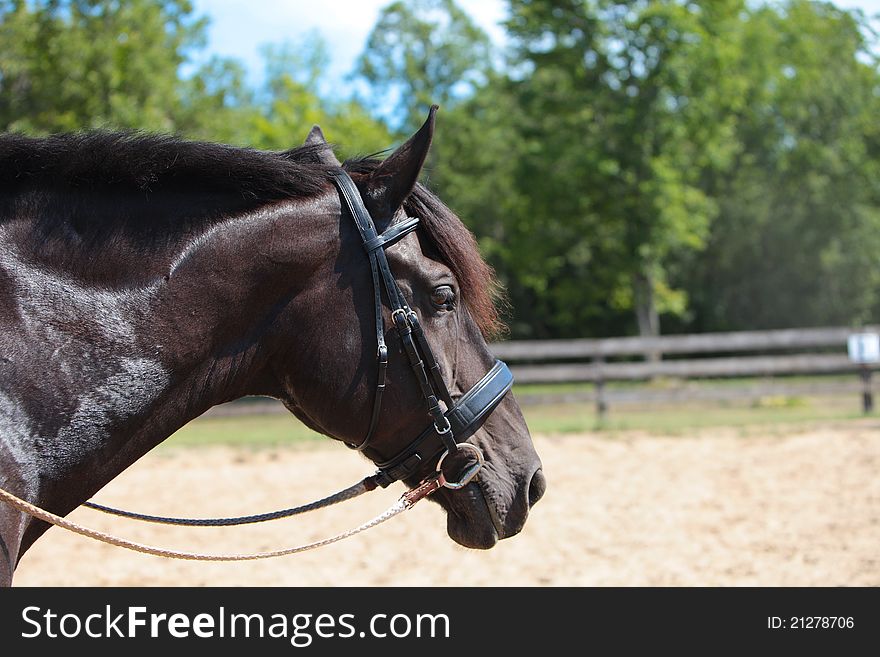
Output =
[
  {"x1": 861, "y1": 365, "x2": 874, "y2": 414},
  {"x1": 594, "y1": 355, "x2": 608, "y2": 423}
]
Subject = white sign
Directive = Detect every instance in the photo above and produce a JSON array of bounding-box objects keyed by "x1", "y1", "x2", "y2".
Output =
[{"x1": 848, "y1": 333, "x2": 880, "y2": 364}]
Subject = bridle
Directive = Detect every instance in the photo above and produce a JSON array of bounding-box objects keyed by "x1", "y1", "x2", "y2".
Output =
[
  {"x1": 331, "y1": 169, "x2": 514, "y2": 488},
  {"x1": 0, "y1": 168, "x2": 516, "y2": 561}
]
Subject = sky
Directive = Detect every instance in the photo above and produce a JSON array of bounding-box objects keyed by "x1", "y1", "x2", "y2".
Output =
[
  {"x1": 191, "y1": 0, "x2": 880, "y2": 91},
  {"x1": 189, "y1": 0, "x2": 509, "y2": 89}
]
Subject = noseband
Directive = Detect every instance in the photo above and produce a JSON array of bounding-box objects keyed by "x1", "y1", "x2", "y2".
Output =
[{"x1": 331, "y1": 169, "x2": 513, "y2": 488}]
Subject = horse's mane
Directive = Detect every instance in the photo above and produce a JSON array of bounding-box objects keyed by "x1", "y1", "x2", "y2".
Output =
[
  {"x1": 0, "y1": 132, "x2": 334, "y2": 200},
  {"x1": 345, "y1": 157, "x2": 504, "y2": 338},
  {"x1": 0, "y1": 132, "x2": 503, "y2": 337}
]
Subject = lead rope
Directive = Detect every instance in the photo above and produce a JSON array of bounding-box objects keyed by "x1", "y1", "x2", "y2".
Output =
[{"x1": 0, "y1": 474, "x2": 445, "y2": 561}]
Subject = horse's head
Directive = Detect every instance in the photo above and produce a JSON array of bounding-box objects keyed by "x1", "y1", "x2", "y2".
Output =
[{"x1": 272, "y1": 109, "x2": 544, "y2": 549}]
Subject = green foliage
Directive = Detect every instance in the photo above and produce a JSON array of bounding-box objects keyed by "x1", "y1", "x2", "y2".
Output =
[
  {"x1": 435, "y1": 0, "x2": 880, "y2": 337},
  {"x1": 249, "y1": 35, "x2": 392, "y2": 158},
  {"x1": 354, "y1": 0, "x2": 492, "y2": 133},
  {"x1": 684, "y1": 0, "x2": 880, "y2": 331},
  {"x1": 0, "y1": 3, "x2": 390, "y2": 155},
  {"x1": 176, "y1": 55, "x2": 256, "y2": 145},
  {"x1": 0, "y1": 0, "x2": 205, "y2": 133},
  {"x1": 434, "y1": 0, "x2": 747, "y2": 337}
]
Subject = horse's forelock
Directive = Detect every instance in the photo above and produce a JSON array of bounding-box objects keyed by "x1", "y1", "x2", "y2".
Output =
[{"x1": 402, "y1": 184, "x2": 505, "y2": 340}]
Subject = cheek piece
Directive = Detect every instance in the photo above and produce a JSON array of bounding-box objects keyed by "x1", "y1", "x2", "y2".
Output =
[{"x1": 331, "y1": 170, "x2": 514, "y2": 489}]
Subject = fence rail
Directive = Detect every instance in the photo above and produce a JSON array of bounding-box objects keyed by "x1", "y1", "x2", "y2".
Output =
[
  {"x1": 491, "y1": 326, "x2": 879, "y2": 361},
  {"x1": 513, "y1": 378, "x2": 867, "y2": 407},
  {"x1": 507, "y1": 353, "x2": 863, "y2": 384},
  {"x1": 491, "y1": 325, "x2": 878, "y2": 416}
]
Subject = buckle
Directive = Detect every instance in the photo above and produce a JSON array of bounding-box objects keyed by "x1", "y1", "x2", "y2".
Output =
[
  {"x1": 391, "y1": 308, "x2": 409, "y2": 327},
  {"x1": 433, "y1": 415, "x2": 451, "y2": 435}
]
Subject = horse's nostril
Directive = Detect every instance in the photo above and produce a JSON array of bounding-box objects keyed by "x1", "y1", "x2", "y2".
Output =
[{"x1": 528, "y1": 468, "x2": 546, "y2": 507}]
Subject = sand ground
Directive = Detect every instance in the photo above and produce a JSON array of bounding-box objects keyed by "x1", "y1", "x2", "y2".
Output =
[{"x1": 13, "y1": 420, "x2": 880, "y2": 586}]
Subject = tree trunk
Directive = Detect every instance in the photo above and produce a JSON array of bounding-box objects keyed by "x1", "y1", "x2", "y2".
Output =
[{"x1": 634, "y1": 270, "x2": 661, "y2": 362}]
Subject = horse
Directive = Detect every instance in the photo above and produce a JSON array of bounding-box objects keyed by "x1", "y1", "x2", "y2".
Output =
[{"x1": 0, "y1": 108, "x2": 545, "y2": 586}]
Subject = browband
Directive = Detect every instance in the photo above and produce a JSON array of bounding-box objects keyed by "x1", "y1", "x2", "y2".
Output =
[{"x1": 364, "y1": 216, "x2": 420, "y2": 252}]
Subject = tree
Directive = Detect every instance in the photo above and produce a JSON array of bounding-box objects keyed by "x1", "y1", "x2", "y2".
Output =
[
  {"x1": 354, "y1": 0, "x2": 492, "y2": 134},
  {"x1": 684, "y1": 0, "x2": 880, "y2": 330},
  {"x1": 355, "y1": 0, "x2": 880, "y2": 338},
  {"x1": 0, "y1": 0, "x2": 206, "y2": 133},
  {"x1": 249, "y1": 34, "x2": 392, "y2": 158},
  {"x1": 0, "y1": 5, "x2": 391, "y2": 157},
  {"x1": 444, "y1": 0, "x2": 746, "y2": 338},
  {"x1": 175, "y1": 55, "x2": 259, "y2": 145}
]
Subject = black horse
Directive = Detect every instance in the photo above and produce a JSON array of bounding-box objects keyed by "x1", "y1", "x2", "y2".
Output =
[{"x1": 0, "y1": 109, "x2": 545, "y2": 586}]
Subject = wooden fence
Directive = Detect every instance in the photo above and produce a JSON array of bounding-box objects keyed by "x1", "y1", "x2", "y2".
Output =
[{"x1": 491, "y1": 326, "x2": 879, "y2": 415}]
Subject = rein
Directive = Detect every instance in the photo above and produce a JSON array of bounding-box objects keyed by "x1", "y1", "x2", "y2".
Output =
[
  {"x1": 0, "y1": 474, "x2": 448, "y2": 562},
  {"x1": 0, "y1": 168, "x2": 512, "y2": 561},
  {"x1": 81, "y1": 475, "x2": 382, "y2": 526}
]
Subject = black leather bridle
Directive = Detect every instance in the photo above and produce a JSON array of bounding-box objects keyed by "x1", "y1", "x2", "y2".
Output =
[{"x1": 331, "y1": 170, "x2": 514, "y2": 489}]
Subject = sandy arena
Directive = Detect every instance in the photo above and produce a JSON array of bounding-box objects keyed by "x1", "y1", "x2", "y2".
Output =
[{"x1": 13, "y1": 420, "x2": 880, "y2": 586}]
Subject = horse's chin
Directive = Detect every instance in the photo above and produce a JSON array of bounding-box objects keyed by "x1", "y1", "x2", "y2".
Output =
[{"x1": 436, "y1": 483, "x2": 501, "y2": 550}]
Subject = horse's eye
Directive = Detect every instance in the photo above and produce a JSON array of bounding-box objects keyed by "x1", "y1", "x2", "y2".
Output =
[{"x1": 430, "y1": 285, "x2": 456, "y2": 310}]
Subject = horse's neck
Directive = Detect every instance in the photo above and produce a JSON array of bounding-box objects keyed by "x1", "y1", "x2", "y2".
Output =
[{"x1": 0, "y1": 194, "x2": 336, "y2": 561}]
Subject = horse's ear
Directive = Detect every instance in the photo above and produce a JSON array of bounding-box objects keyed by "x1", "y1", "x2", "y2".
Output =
[
  {"x1": 303, "y1": 125, "x2": 341, "y2": 166},
  {"x1": 368, "y1": 105, "x2": 437, "y2": 217},
  {"x1": 304, "y1": 125, "x2": 327, "y2": 146}
]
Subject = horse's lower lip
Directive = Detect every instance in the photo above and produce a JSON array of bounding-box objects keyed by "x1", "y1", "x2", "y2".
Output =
[
  {"x1": 447, "y1": 517, "x2": 499, "y2": 549},
  {"x1": 442, "y1": 483, "x2": 500, "y2": 549}
]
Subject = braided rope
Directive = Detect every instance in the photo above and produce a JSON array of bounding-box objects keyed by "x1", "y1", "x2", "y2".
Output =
[
  {"x1": 0, "y1": 480, "x2": 437, "y2": 561},
  {"x1": 81, "y1": 476, "x2": 378, "y2": 526}
]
